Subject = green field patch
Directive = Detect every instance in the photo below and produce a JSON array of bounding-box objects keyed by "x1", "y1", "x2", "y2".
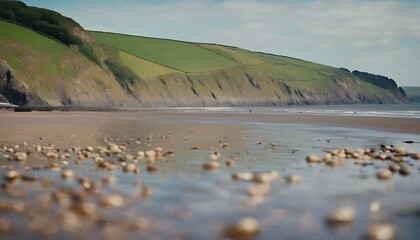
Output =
[
  {"x1": 91, "y1": 31, "x2": 240, "y2": 73},
  {"x1": 255, "y1": 52, "x2": 331, "y2": 71},
  {"x1": 118, "y1": 50, "x2": 178, "y2": 78},
  {"x1": 0, "y1": 21, "x2": 67, "y2": 57},
  {"x1": 198, "y1": 44, "x2": 264, "y2": 65},
  {"x1": 254, "y1": 63, "x2": 327, "y2": 82}
]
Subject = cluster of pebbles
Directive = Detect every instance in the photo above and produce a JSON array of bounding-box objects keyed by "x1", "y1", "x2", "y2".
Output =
[
  {"x1": 305, "y1": 144, "x2": 419, "y2": 179},
  {"x1": 0, "y1": 141, "x2": 169, "y2": 238},
  {"x1": 306, "y1": 144, "x2": 419, "y2": 240},
  {"x1": 0, "y1": 139, "x2": 418, "y2": 239}
]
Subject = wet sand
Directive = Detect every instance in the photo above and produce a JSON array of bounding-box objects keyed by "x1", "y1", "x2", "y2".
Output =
[
  {"x1": 0, "y1": 109, "x2": 419, "y2": 239},
  {"x1": 1, "y1": 110, "x2": 419, "y2": 145}
]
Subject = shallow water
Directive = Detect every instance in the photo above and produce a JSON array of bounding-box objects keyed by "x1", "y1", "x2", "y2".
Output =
[
  {"x1": 161, "y1": 103, "x2": 420, "y2": 118},
  {"x1": 0, "y1": 111, "x2": 419, "y2": 239}
]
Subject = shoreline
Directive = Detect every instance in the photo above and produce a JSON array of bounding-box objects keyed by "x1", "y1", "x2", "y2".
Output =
[
  {"x1": 0, "y1": 110, "x2": 420, "y2": 146},
  {"x1": 162, "y1": 111, "x2": 420, "y2": 134}
]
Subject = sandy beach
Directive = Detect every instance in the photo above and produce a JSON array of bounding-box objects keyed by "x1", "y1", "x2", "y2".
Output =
[
  {"x1": 0, "y1": 109, "x2": 419, "y2": 239},
  {"x1": 1, "y1": 110, "x2": 419, "y2": 145}
]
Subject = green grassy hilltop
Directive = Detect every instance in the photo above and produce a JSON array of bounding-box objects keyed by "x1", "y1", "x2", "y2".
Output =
[
  {"x1": 0, "y1": 20, "x2": 131, "y2": 107},
  {"x1": 91, "y1": 31, "x2": 406, "y2": 106},
  {"x1": 0, "y1": 0, "x2": 408, "y2": 107}
]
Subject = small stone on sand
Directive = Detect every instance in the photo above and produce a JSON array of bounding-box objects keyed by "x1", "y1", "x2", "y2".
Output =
[
  {"x1": 14, "y1": 152, "x2": 27, "y2": 161},
  {"x1": 306, "y1": 155, "x2": 322, "y2": 163},
  {"x1": 222, "y1": 217, "x2": 260, "y2": 239},
  {"x1": 202, "y1": 161, "x2": 220, "y2": 171},
  {"x1": 377, "y1": 169, "x2": 392, "y2": 180},
  {"x1": 61, "y1": 169, "x2": 75, "y2": 180},
  {"x1": 366, "y1": 224, "x2": 395, "y2": 240},
  {"x1": 327, "y1": 207, "x2": 355, "y2": 226},
  {"x1": 286, "y1": 174, "x2": 301, "y2": 184}
]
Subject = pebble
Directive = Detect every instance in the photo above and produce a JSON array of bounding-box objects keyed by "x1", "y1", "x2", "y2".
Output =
[
  {"x1": 393, "y1": 146, "x2": 405, "y2": 154},
  {"x1": 202, "y1": 161, "x2": 220, "y2": 171},
  {"x1": 388, "y1": 164, "x2": 401, "y2": 173},
  {"x1": 14, "y1": 152, "x2": 27, "y2": 161},
  {"x1": 3, "y1": 170, "x2": 20, "y2": 181},
  {"x1": 164, "y1": 151, "x2": 175, "y2": 157},
  {"x1": 376, "y1": 153, "x2": 387, "y2": 160},
  {"x1": 232, "y1": 172, "x2": 253, "y2": 181},
  {"x1": 399, "y1": 166, "x2": 411, "y2": 176},
  {"x1": 366, "y1": 224, "x2": 395, "y2": 240},
  {"x1": 155, "y1": 147, "x2": 163, "y2": 153},
  {"x1": 123, "y1": 163, "x2": 137, "y2": 173},
  {"x1": 107, "y1": 143, "x2": 121, "y2": 153},
  {"x1": 85, "y1": 146, "x2": 94, "y2": 152},
  {"x1": 125, "y1": 217, "x2": 150, "y2": 230},
  {"x1": 370, "y1": 201, "x2": 381, "y2": 212},
  {"x1": 34, "y1": 145, "x2": 42, "y2": 152},
  {"x1": 145, "y1": 150, "x2": 156, "y2": 158},
  {"x1": 248, "y1": 183, "x2": 270, "y2": 196},
  {"x1": 252, "y1": 171, "x2": 279, "y2": 184},
  {"x1": 101, "y1": 176, "x2": 116, "y2": 185},
  {"x1": 100, "y1": 194, "x2": 124, "y2": 208},
  {"x1": 225, "y1": 158, "x2": 235, "y2": 167},
  {"x1": 286, "y1": 174, "x2": 301, "y2": 184},
  {"x1": 141, "y1": 185, "x2": 153, "y2": 197},
  {"x1": 377, "y1": 169, "x2": 392, "y2": 180},
  {"x1": 61, "y1": 169, "x2": 75, "y2": 180},
  {"x1": 221, "y1": 143, "x2": 230, "y2": 149},
  {"x1": 146, "y1": 165, "x2": 158, "y2": 172},
  {"x1": 0, "y1": 219, "x2": 12, "y2": 233},
  {"x1": 252, "y1": 173, "x2": 272, "y2": 184},
  {"x1": 222, "y1": 217, "x2": 260, "y2": 239},
  {"x1": 412, "y1": 153, "x2": 420, "y2": 160},
  {"x1": 327, "y1": 207, "x2": 355, "y2": 226},
  {"x1": 45, "y1": 152, "x2": 59, "y2": 159},
  {"x1": 209, "y1": 152, "x2": 220, "y2": 161},
  {"x1": 306, "y1": 155, "x2": 322, "y2": 163}
]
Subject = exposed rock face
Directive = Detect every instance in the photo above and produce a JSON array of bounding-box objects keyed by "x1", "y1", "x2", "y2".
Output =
[
  {"x1": 0, "y1": 57, "x2": 408, "y2": 108},
  {"x1": 128, "y1": 66, "x2": 408, "y2": 107},
  {"x1": 0, "y1": 59, "x2": 28, "y2": 106},
  {"x1": 0, "y1": 93, "x2": 8, "y2": 103}
]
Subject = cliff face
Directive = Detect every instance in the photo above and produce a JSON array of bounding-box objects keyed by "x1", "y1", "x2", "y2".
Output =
[
  {"x1": 0, "y1": 20, "x2": 134, "y2": 108},
  {"x1": 0, "y1": 55, "x2": 133, "y2": 108},
  {"x1": 0, "y1": 1, "x2": 409, "y2": 108},
  {"x1": 0, "y1": 59, "x2": 31, "y2": 106},
  {"x1": 128, "y1": 66, "x2": 406, "y2": 107}
]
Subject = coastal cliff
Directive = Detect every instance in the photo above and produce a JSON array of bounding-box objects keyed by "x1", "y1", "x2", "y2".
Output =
[{"x1": 0, "y1": 1, "x2": 408, "y2": 108}]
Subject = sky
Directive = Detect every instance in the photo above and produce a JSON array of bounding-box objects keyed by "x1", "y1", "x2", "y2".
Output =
[{"x1": 22, "y1": 0, "x2": 420, "y2": 86}]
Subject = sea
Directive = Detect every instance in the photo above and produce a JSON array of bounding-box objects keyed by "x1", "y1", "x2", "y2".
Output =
[{"x1": 163, "y1": 102, "x2": 420, "y2": 118}]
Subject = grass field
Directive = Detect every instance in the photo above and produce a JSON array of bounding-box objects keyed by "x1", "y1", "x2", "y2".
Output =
[
  {"x1": 91, "y1": 31, "x2": 348, "y2": 87},
  {"x1": 197, "y1": 44, "x2": 264, "y2": 65},
  {"x1": 0, "y1": 21, "x2": 68, "y2": 60},
  {"x1": 91, "y1": 32, "x2": 241, "y2": 73}
]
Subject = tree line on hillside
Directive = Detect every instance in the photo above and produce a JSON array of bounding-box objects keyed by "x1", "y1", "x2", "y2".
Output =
[
  {"x1": 0, "y1": 0, "x2": 82, "y2": 46},
  {"x1": 340, "y1": 68, "x2": 405, "y2": 95},
  {"x1": 0, "y1": 0, "x2": 100, "y2": 65}
]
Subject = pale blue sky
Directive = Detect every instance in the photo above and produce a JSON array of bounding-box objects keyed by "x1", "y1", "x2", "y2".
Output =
[{"x1": 22, "y1": 0, "x2": 420, "y2": 86}]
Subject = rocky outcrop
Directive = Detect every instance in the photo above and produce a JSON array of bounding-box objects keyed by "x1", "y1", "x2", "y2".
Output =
[
  {"x1": 128, "y1": 66, "x2": 408, "y2": 107},
  {"x1": 0, "y1": 56, "x2": 408, "y2": 108},
  {"x1": 0, "y1": 93, "x2": 8, "y2": 103},
  {"x1": 0, "y1": 59, "x2": 29, "y2": 106}
]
